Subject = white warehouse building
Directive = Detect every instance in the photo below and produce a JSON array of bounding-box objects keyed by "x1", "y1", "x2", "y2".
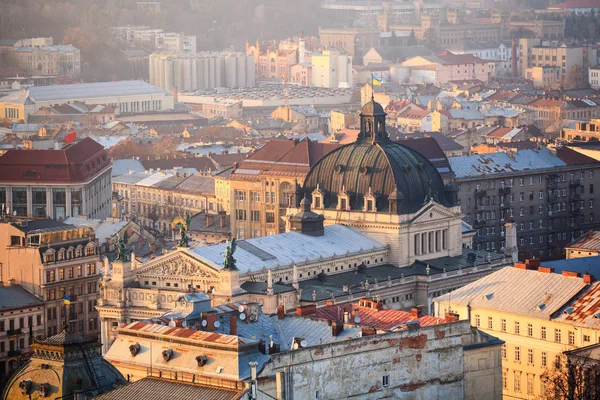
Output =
[{"x1": 149, "y1": 52, "x2": 256, "y2": 91}]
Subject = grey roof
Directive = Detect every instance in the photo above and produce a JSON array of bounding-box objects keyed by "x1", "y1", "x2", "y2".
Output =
[
  {"x1": 11, "y1": 123, "x2": 41, "y2": 132},
  {"x1": 111, "y1": 159, "x2": 146, "y2": 177},
  {"x1": 11, "y1": 218, "x2": 73, "y2": 234},
  {"x1": 28, "y1": 80, "x2": 169, "y2": 102},
  {"x1": 174, "y1": 174, "x2": 214, "y2": 194},
  {"x1": 189, "y1": 212, "x2": 230, "y2": 234},
  {"x1": 0, "y1": 284, "x2": 44, "y2": 311},
  {"x1": 448, "y1": 109, "x2": 484, "y2": 120},
  {"x1": 435, "y1": 266, "x2": 589, "y2": 319},
  {"x1": 448, "y1": 148, "x2": 567, "y2": 179},
  {"x1": 541, "y1": 255, "x2": 600, "y2": 276},
  {"x1": 112, "y1": 171, "x2": 151, "y2": 185},
  {"x1": 213, "y1": 312, "x2": 360, "y2": 352},
  {"x1": 14, "y1": 44, "x2": 78, "y2": 52},
  {"x1": 92, "y1": 378, "x2": 244, "y2": 400},
  {"x1": 43, "y1": 330, "x2": 92, "y2": 345},
  {"x1": 191, "y1": 225, "x2": 384, "y2": 273},
  {"x1": 298, "y1": 249, "x2": 506, "y2": 302}
]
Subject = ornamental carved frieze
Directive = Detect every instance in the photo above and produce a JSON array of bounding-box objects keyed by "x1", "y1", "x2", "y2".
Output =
[{"x1": 141, "y1": 255, "x2": 219, "y2": 279}]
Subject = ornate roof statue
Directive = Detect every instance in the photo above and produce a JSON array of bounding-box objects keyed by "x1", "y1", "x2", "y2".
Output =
[
  {"x1": 223, "y1": 238, "x2": 238, "y2": 270},
  {"x1": 171, "y1": 216, "x2": 190, "y2": 248},
  {"x1": 114, "y1": 233, "x2": 130, "y2": 261}
]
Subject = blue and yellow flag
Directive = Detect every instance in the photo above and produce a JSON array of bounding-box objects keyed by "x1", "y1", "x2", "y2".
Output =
[
  {"x1": 63, "y1": 296, "x2": 71, "y2": 305},
  {"x1": 372, "y1": 75, "x2": 382, "y2": 86}
]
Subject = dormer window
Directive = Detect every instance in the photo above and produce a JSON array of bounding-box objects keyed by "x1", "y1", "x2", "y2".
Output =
[
  {"x1": 363, "y1": 187, "x2": 377, "y2": 212},
  {"x1": 312, "y1": 184, "x2": 324, "y2": 209},
  {"x1": 337, "y1": 186, "x2": 350, "y2": 211}
]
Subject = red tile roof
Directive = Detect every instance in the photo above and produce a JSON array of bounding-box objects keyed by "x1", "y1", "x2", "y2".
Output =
[
  {"x1": 563, "y1": 283, "x2": 600, "y2": 326},
  {"x1": 315, "y1": 303, "x2": 444, "y2": 331},
  {"x1": 0, "y1": 137, "x2": 109, "y2": 183},
  {"x1": 528, "y1": 98, "x2": 564, "y2": 108},
  {"x1": 398, "y1": 108, "x2": 430, "y2": 119},
  {"x1": 232, "y1": 138, "x2": 340, "y2": 179},
  {"x1": 487, "y1": 127, "x2": 514, "y2": 138},
  {"x1": 557, "y1": 147, "x2": 598, "y2": 165}
]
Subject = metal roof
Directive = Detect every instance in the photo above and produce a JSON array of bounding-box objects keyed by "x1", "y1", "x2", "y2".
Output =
[
  {"x1": 541, "y1": 255, "x2": 600, "y2": 276},
  {"x1": 448, "y1": 148, "x2": 566, "y2": 178},
  {"x1": 435, "y1": 266, "x2": 588, "y2": 319},
  {"x1": 191, "y1": 225, "x2": 385, "y2": 273},
  {"x1": 555, "y1": 282, "x2": 600, "y2": 329},
  {"x1": 448, "y1": 109, "x2": 484, "y2": 120},
  {"x1": 567, "y1": 231, "x2": 600, "y2": 251},
  {"x1": 92, "y1": 378, "x2": 245, "y2": 400},
  {"x1": 0, "y1": 284, "x2": 44, "y2": 311},
  {"x1": 28, "y1": 80, "x2": 169, "y2": 102}
]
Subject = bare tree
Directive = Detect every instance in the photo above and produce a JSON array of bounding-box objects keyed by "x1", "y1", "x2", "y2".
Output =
[
  {"x1": 541, "y1": 351, "x2": 600, "y2": 400},
  {"x1": 564, "y1": 64, "x2": 588, "y2": 90}
]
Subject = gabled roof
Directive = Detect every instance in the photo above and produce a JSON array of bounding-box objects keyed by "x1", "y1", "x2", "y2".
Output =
[
  {"x1": 190, "y1": 224, "x2": 384, "y2": 273},
  {"x1": 0, "y1": 137, "x2": 109, "y2": 183},
  {"x1": 567, "y1": 231, "x2": 600, "y2": 251},
  {"x1": 435, "y1": 266, "x2": 589, "y2": 319},
  {"x1": 437, "y1": 50, "x2": 488, "y2": 65},
  {"x1": 0, "y1": 284, "x2": 44, "y2": 311}
]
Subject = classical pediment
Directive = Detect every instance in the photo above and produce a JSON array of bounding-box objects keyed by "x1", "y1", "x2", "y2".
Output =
[
  {"x1": 135, "y1": 250, "x2": 220, "y2": 279},
  {"x1": 410, "y1": 202, "x2": 458, "y2": 224}
]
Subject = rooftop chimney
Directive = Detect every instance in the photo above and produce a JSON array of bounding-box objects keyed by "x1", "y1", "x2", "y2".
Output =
[
  {"x1": 219, "y1": 214, "x2": 226, "y2": 228},
  {"x1": 229, "y1": 315, "x2": 237, "y2": 336},
  {"x1": 332, "y1": 320, "x2": 344, "y2": 336},
  {"x1": 411, "y1": 305, "x2": 424, "y2": 318},
  {"x1": 277, "y1": 305, "x2": 285, "y2": 320},
  {"x1": 172, "y1": 86, "x2": 178, "y2": 103},
  {"x1": 296, "y1": 304, "x2": 317, "y2": 316},
  {"x1": 445, "y1": 312, "x2": 460, "y2": 322}
]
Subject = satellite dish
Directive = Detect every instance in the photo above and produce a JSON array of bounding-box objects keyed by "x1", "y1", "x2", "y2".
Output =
[
  {"x1": 182, "y1": 320, "x2": 187, "y2": 328},
  {"x1": 214, "y1": 321, "x2": 221, "y2": 328},
  {"x1": 239, "y1": 313, "x2": 246, "y2": 321},
  {"x1": 300, "y1": 340, "x2": 307, "y2": 348},
  {"x1": 238, "y1": 305, "x2": 245, "y2": 313},
  {"x1": 201, "y1": 319, "x2": 208, "y2": 327},
  {"x1": 168, "y1": 319, "x2": 176, "y2": 327},
  {"x1": 354, "y1": 316, "x2": 361, "y2": 324}
]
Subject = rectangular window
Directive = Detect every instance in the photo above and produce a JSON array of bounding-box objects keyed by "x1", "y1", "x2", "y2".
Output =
[
  {"x1": 475, "y1": 314, "x2": 480, "y2": 327},
  {"x1": 515, "y1": 346, "x2": 520, "y2": 362},
  {"x1": 235, "y1": 209, "x2": 247, "y2": 221},
  {"x1": 514, "y1": 371, "x2": 521, "y2": 392},
  {"x1": 488, "y1": 316, "x2": 493, "y2": 329},
  {"x1": 514, "y1": 321, "x2": 520, "y2": 334},
  {"x1": 501, "y1": 319, "x2": 506, "y2": 332},
  {"x1": 541, "y1": 351, "x2": 547, "y2": 367},
  {"x1": 555, "y1": 329, "x2": 562, "y2": 343},
  {"x1": 382, "y1": 375, "x2": 389, "y2": 387},
  {"x1": 568, "y1": 331, "x2": 575, "y2": 345},
  {"x1": 528, "y1": 348, "x2": 534, "y2": 364},
  {"x1": 251, "y1": 210, "x2": 260, "y2": 222},
  {"x1": 501, "y1": 344, "x2": 506, "y2": 359},
  {"x1": 266, "y1": 212, "x2": 275, "y2": 223},
  {"x1": 502, "y1": 369, "x2": 507, "y2": 389},
  {"x1": 528, "y1": 324, "x2": 533, "y2": 337},
  {"x1": 541, "y1": 326, "x2": 546, "y2": 339},
  {"x1": 527, "y1": 374, "x2": 534, "y2": 395}
]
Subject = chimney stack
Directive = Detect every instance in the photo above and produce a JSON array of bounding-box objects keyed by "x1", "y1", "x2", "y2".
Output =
[
  {"x1": 411, "y1": 305, "x2": 424, "y2": 318},
  {"x1": 219, "y1": 214, "x2": 226, "y2": 228},
  {"x1": 445, "y1": 312, "x2": 460, "y2": 322},
  {"x1": 277, "y1": 305, "x2": 285, "y2": 320},
  {"x1": 229, "y1": 315, "x2": 237, "y2": 335},
  {"x1": 172, "y1": 86, "x2": 179, "y2": 103}
]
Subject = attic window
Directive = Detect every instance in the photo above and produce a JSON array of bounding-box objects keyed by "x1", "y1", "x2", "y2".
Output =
[
  {"x1": 481, "y1": 293, "x2": 494, "y2": 301},
  {"x1": 563, "y1": 307, "x2": 574, "y2": 315},
  {"x1": 536, "y1": 304, "x2": 546, "y2": 311},
  {"x1": 334, "y1": 164, "x2": 344, "y2": 173}
]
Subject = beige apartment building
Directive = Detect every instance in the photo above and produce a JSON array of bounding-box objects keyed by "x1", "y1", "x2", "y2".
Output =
[
  {"x1": 318, "y1": 28, "x2": 380, "y2": 64},
  {"x1": 0, "y1": 218, "x2": 101, "y2": 340},
  {"x1": 435, "y1": 260, "x2": 600, "y2": 400},
  {"x1": 518, "y1": 38, "x2": 597, "y2": 79},
  {"x1": 113, "y1": 171, "x2": 219, "y2": 236},
  {"x1": 228, "y1": 138, "x2": 339, "y2": 239},
  {"x1": 0, "y1": 283, "x2": 45, "y2": 381},
  {"x1": 12, "y1": 44, "x2": 81, "y2": 78}
]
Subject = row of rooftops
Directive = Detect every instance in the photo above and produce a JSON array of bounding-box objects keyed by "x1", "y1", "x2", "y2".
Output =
[{"x1": 436, "y1": 256, "x2": 600, "y2": 328}]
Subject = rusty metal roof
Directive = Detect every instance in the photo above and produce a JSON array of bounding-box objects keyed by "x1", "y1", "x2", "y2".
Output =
[
  {"x1": 119, "y1": 321, "x2": 248, "y2": 346},
  {"x1": 556, "y1": 282, "x2": 600, "y2": 329},
  {"x1": 567, "y1": 231, "x2": 600, "y2": 251},
  {"x1": 316, "y1": 303, "x2": 444, "y2": 331}
]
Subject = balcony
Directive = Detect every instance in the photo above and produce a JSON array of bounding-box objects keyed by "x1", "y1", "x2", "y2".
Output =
[
  {"x1": 475, "y1": 189, "x2": 487, "y2": 198},
  {"x1": 570, "y1": 208, "x2": 581, "y2": 215},
  {"x1": 476, "y1": 204, "x2": 490, "y2": 211},
  {"x1": 547, "y1": 195, "x2": 558, "y2": 203},
  {"x1": 7, "y1": 328, "x2": 22, "y2": 336},
  {"x1": 572, "y1": 193, "x2": 582, "y2": 201},
  {"x1": 499, "y1": 187, "x2": 511, "y2": 195},
  {"x1": 569, "y1": 179, "x2": 581, "y2": 187},
  {"x1": 8, "y1": 350, "x2": 21, "y2": 357},
  {"x1": 547, "y1": 180, "x2": 559, "y2": 188},
  {"x1": 474, "y1": 219, "x2": 486, "y2": 228},
  {"x1": 500, "y1": 202, "x2": 513, "y2": 209}
]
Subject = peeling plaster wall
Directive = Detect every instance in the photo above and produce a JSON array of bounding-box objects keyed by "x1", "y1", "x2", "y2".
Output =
[{"x1": 261, "y1": 320, "x2": 500, "y2": 399}]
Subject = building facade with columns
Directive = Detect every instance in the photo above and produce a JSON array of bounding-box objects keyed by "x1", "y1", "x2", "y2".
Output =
[{"x1": 0, "y1": 138, "x2": 112, "y2": 220}]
